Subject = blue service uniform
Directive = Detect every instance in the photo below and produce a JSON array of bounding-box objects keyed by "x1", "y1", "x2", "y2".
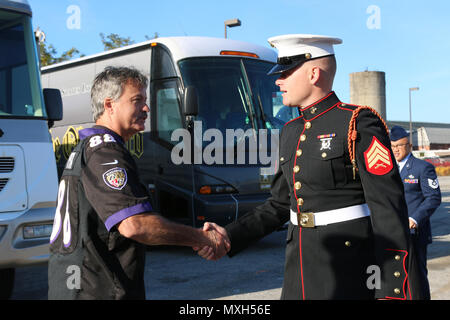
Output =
[{"x1": 400, "y1": 154, "x2": 441, "y2": 299}]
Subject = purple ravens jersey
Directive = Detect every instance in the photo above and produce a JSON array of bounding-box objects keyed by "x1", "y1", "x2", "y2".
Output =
[{"x1": 48, "y1": 126, "x2": 152, "y2": 300}]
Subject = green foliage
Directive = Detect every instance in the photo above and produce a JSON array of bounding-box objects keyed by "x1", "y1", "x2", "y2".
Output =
[
  {"x1": 145, "y1": 32, "x2": 159, "y2": 40},
  {"x1": 39, "y1": 41, "x2": 83, "y2": 67},
  {"x1": 100, "y1": 33, "x2": 135, "y2": 51},
  {"x1": 39, "y1": 31, "x2": 159, "y2": 66}
]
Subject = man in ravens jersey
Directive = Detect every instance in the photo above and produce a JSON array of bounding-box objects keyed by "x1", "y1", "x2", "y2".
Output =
[{"x1": 48, "y1": 66, "x2": 230, "y2": 299}]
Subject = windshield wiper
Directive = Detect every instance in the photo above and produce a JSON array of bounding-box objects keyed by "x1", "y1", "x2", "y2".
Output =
[
  {"x1": 239, "y1": 59, "x2": 257, "y2": 132},
  {"x1": 256, "y1": 94, "x2": 269, "y2": 129}
]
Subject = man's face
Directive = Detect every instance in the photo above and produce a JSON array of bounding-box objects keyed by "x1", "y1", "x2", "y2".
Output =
[
  {"x1": 391, "y1": 137, "x2": 411, "y2": 162},
  {"x1": 111, "y1": 80, "x2": 149, "y2": 140},
  {"x1": 275, "y1": 63, "x2": 312, "y2": 107}
]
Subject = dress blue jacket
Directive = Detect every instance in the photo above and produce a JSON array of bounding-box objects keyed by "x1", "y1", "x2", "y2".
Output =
[{"x1": 400, "y1": 154, "x2": 441, "y2": 244}]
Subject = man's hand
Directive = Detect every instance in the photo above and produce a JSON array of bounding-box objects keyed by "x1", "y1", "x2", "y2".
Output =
[
  {"x1": 194, "y1": 222, "x2": 231, "y2": 261},
  {"x1": 409, "y1": 218, "x2": 417, "y2": 229}
]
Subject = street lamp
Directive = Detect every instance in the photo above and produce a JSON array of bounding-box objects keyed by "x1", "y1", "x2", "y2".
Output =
[
  {"x1": 409, "y1": 87, "x2": 419, "y2": 148},
  {"x1": 224, "y1": 19, "x2": 241, "y2": 38},
  {"x1": 34, "y1": 27, "x2": 46, "y2": 43}
]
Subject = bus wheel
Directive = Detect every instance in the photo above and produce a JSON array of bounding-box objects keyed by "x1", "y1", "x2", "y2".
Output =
[{"x1": 0, "y1": 268, "x2": 15, "y2": 299}]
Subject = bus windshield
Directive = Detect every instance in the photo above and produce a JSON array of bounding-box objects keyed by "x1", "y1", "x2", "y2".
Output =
[
  {"x1": 178, "y1": 57, "x2": 299, "y2": 133},
  {"x1": 0, "y1": 11, "x2": 46, "y2": 118}
]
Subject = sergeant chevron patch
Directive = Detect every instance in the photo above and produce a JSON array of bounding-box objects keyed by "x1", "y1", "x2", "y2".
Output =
[{"x1": 364, "y1": 136, "x2": 393, "y2": 175}]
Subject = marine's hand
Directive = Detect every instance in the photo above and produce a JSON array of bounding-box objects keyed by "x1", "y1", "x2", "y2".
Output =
[{"x1": 194, "y1": 222, "x2": 231, "y2": 260}]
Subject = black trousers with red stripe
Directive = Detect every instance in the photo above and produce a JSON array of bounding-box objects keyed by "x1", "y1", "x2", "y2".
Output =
[{"x1": 281, "y1": 217, "x2": 377, "y2": 300}]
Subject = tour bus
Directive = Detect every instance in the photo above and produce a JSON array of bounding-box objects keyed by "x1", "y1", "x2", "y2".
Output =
[
  {"x1": 42, "y1": 36, "x2": 298, "y2": 229},
  {"x1": 0, "y1": 0, "x2": 62, "y2": 298}
]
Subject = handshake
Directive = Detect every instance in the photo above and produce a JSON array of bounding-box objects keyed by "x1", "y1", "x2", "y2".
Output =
[{"x1": 194, "y1": 222, "x2": 231, "y2": 261}]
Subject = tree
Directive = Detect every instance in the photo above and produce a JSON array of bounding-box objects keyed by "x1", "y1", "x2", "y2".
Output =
[
  {"x1": 145, "y1": 32, "x2": 159, "y2": 40},
  {"x1": 100, "y1": 32, "x2": 135, "y2": 51},
  {"x1": 38, "y1": 31, "x2": 158, "y2": 66},
  {"x1": 38, "y1": 38, "x2": 83, "y2": 67}
]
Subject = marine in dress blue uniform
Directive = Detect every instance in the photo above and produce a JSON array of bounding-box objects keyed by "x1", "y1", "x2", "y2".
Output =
[
  {"x1": 224, "y1": 35, "x2": 421, "y2": 300},
  {"x1": 390, "y1": 126, "x2": 442, "y2": 299}
]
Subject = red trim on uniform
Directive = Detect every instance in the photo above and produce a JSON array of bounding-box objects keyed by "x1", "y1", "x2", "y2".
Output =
[
  {"x1": 307, "y1": 102, "x2": 340, "y2": 122},
  {"x1": 284, "y1": 113, "x2": 304, "y2": 126},
  {"x1": 407, "y1": 278, "x2": 412, "y2": 300},
  {"x1": 338, "y1": 102, "x2": 361, "y2": 108},
  {"x1": 286, "y1": 93, "x2": 339, "y2": 126},
  {"x1": 289, "y1": 94, "x2": 339, "y2": 300},
  {"x1": 292, "y1": 123, "x2": 307, "y2": 300},
  {"x1": 384, "y1": 249, "x2": 410, "y2": 300},
  {"x1": 336, "y1": 103, "x2": 355, "y2": 112},
  {"x1": 292, "y1": 126, "x2": 306, "y2": 201},
  {"x1": 299, "y1": 227, "x2": 305, "y2": 300},
  {"x1": 300, "y1": 91, "x2": 334, "y2": 111}
]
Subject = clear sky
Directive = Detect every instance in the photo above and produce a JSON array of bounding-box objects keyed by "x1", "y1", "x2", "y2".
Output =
[{"x1": 28, "y1": 0, "x2": 450, "y2": 124}]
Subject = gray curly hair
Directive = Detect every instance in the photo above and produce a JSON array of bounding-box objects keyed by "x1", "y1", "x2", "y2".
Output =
[{"x1": 90, "y1": 66, "x2": 148, "y2": 121}]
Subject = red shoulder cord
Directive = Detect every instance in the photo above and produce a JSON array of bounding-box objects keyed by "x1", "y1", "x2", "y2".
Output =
[{"x1": 347, "y1": 106, "x2": 389, "y2": 179}]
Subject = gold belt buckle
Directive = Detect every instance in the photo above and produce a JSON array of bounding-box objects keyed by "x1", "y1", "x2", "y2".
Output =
[{"x1": 297, "y1": 212, "x2": 315, "y2": 228}]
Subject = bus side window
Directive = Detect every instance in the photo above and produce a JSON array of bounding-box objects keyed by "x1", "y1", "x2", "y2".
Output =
[
  {"x1": 151, "y1": 45, "x2": 177, "y2": 80},
  {"x1": 156, "y1": 86, "x2": 182, "y2": 143}
]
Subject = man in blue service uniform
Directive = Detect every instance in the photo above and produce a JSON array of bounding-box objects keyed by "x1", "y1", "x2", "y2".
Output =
[
  {"x1": 390, "y1": 126, "x2": 441, "y2": 299},
  {"x1": 47, "y1": 67, "x2": 229, "y2": 300},
  {"x1": 196, "y1": 34, "x2": 421, "y2": 300}
]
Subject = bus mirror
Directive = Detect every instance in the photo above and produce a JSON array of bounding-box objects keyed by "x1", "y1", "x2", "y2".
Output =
[
  {"x1": 183, "y1": 86, "x2": 198, "y2": 116},
  {"x1": 43, "y1": 88, "x2": 63, "y2": 122}
]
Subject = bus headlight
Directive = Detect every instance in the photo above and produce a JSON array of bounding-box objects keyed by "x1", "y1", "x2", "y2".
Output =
[
  {"x1": 23, "y1": 224, "x2": 53, "y2": 239},
  {"x1": 0, "y1": 225, "x2": 6, "y2": 240},
  {"x1": 199, "y1": 184, "x2": 237, "y2": 195}
]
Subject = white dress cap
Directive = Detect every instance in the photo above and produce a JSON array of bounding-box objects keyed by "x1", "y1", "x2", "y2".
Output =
[{"x1": 267, "y1": 34, "x2": 342, "y2": 75}]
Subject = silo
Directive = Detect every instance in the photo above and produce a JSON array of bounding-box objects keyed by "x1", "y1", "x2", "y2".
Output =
[{"x1": 349, "y1": 71, "x2": 386, "y2": 120}]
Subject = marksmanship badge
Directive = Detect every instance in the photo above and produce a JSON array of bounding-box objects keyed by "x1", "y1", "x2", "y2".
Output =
[
  {"x1": 364, "y1": 136, "x2": 393, "y2": 175},
  {"x1": 317, "y1": 133, "x2": 336, "y2": 150},
  {"x1": 103, "y1": 167, "x2": 127, "y2": 190}
]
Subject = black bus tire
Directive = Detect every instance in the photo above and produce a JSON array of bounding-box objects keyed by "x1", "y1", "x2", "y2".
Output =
[{"x1": 0, "y1": 268, "x2": 15, "y2": 300}]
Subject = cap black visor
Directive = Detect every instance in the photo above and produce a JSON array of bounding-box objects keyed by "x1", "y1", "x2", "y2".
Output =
[
  {"x1": 267, "y1": 53, "x2": 335, "y2": 75},
  {"x1": 267, "y1": 60, "x2": 304, "y2": 75}
]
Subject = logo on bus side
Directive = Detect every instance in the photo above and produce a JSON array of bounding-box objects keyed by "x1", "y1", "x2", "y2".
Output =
[
  {"x1": 125, "y1": 132, "x2": 144, "y2": 159},
  {"x1": 51, "y1": 126, "x2": 144, "y2": 165},
  {"x1": 62, "y1": 126, "x2": 82, "y2": 160},
  {"x1": 50, "y1": 126, "x2": 83, "y2": 164}
]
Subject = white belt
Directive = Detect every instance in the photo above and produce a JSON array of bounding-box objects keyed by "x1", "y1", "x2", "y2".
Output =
[{"x1": 290, "y1": 203, "x2": 371, "y2": 227}]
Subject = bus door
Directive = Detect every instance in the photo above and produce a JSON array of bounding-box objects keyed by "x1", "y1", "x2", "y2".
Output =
[{"x1": 148, "y1": 45, "x2": 194, "y2": 225}]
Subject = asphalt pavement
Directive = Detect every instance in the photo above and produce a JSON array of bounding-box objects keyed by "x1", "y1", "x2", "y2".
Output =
[
  {"x1": 424, "y1": 175, "x2": 450, "y2": 299},
  {"x1": 215, "y1": 175, "x2": 450, "y2": 300},
  {"x1": 8, "y1": 176, "x2": 450, "y2": 300}
]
